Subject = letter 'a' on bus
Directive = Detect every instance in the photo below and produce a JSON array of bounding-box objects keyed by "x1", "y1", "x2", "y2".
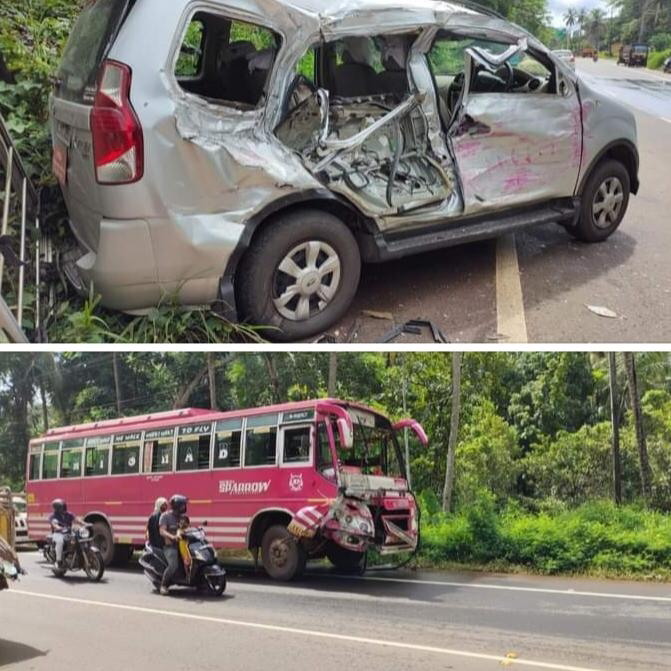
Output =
[{"x1": 24, "y1": 401, "x2": 427, "y2": 580}]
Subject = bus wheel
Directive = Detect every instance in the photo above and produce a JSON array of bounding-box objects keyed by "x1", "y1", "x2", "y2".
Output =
[
  {"x1": 326, "y1": 542, "x2": 365, "y2": 573},
  {"x1": 261, "y1": 525, "x2": 306, "y2": 581},
  {"x1": 91, "y1": 521, "x2": 114, "y2": 566}
]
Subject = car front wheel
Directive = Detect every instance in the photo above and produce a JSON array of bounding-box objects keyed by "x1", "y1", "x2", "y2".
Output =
[
  {"x1": 572, "y1": 159, "x2": 630, "y2": 242},
  {"x1": 237, "y1": 209, "x2": 361, "y2": 341}
]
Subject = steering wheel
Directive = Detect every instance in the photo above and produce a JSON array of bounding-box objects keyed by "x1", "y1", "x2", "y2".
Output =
[{"x1": 495, "y1": 61, "x2": 515, "y2": 91}]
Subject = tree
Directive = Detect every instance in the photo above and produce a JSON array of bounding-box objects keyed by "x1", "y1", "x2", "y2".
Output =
[
  {"x1": 327, "y1": 352, "x2": 337, "y2": 397},
  {"x1": 564, "y1": 7, "x2": 578, "y2": 47},
  {"x1": 608, "y1": 352, "x2": 622, "y2": 504},
  {"x1": 442, "y1": 352, "x2": 462, "y2": 513},
  {"x1": 623, "y1": 352, "x2": 652, "y2": 500}
]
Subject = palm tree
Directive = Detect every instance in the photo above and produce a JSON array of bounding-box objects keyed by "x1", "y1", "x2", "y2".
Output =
[
  {"x1": 564, "y1": 7, "x2": 578, "y2": 49},
  {"x1": 578, "y1": 8, "x2": 589, "y2": 49},
  {"x1": 588, "y1": 8, "x2": 606, "y2": 49}
]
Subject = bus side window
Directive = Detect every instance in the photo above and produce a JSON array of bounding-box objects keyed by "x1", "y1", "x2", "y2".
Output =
[
  {"x1": 213, "y1": 425, "x2": 242, "y2": 469},
  {"x1": 245, "y1": 414, "x2": 278, "y2": 467},
  {"x1": 151, "y1": 439, "x2": 173, "y2": 472},
  {"x1": 60, "y1": 449, "x2": 83, "y2": 478},
  {"x1": 112, "y1": 441, "x2": 141, "y2": 475},
  {"x1": 283, "y1": 426, "x2": 311, "y2": 463},
  {"x1": 177, "y1": 431, "x2": 211, "y2": 470},
  {"x1": 85, "y1": 447, "x2": 110, "y2": 476},
  {"x1": 42, "y1": 442, "x2": 59, "y2": 479},
  {"x1": 28, "y1": 445, "x2": 42, "y2": 480},
  {"x1": 317, "y1": 421, "x2": 335, "y2": 481}
]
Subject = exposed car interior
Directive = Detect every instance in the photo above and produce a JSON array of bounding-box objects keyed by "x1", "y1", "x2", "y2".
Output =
[
  {"x1": 428, "y1": 33, "x2": 557, "y2": 125},
  {"x1": 174, "y1": 11, "x2": 281, "y2": 109}
]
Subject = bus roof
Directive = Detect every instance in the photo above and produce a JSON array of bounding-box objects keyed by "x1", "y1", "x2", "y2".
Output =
[{"x1": 30, "y1": 399, "x2": 382, "y2": 444}]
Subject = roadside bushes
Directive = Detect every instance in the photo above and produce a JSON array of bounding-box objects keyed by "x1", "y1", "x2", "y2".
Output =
[
  {"x1": 648, "y1": 48, "x2": 671, "y2": 70},
  {"x1": 419, "y1": 497, "x2": 671, "y2": 577}
]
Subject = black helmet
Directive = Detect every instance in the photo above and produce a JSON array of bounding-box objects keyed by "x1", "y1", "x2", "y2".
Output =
[
  {"x1": 169, "y1": 495, "x2": 188, "y2": 515},
  {"x1": 52, "y1": 498, "x2": 66, "y2": 513}
]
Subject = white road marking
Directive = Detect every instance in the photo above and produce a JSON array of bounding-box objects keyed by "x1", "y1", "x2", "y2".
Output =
[
  {"x1": 496, "y1": 234, "x2": 528, "y2": 342},
  {"x1": 8, "y1": 589, "x2": 603, "y2": 671},
  {"x1": 663, "y1": 118, "x2": 671, "y2": 125},
  {"x1": 321, "y1": 573, "x2": 671, "y2": 603}
]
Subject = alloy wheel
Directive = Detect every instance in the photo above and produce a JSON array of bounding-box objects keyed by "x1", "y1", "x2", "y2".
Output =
[
  {"x1": 272, "y1": 240, "x2": 341, "y2": 321},
  {"x1": 592, "y1": 176, "x2": 624, "y2": 229}
]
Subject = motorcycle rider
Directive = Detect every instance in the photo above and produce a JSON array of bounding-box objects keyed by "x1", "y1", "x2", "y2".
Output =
[
  {"x1": 146, "y1": 497, "x2": 168, "y2": 550},
  {"x1": 48, "y1": 499, "x2": 86, "y2": 568},
  {"x1": 158, "y1": 495, "x2": 187, "y2": 595}
]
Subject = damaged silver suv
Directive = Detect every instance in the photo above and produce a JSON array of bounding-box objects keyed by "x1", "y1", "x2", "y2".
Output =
[{"x1": 50, "y1": 0, "x2": 639, "y2": 340}]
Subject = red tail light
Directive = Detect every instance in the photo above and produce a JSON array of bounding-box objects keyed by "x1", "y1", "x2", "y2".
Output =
[{"x1": 91, "y1": 60, "x2": 143, "y2": 184}]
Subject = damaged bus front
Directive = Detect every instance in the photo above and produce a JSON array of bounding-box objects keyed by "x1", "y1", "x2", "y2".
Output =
[{"x1": 288, "y1": 403, "x2": 428, "y2": 572}]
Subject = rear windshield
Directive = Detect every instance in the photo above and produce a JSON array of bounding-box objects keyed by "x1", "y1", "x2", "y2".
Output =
[{"x1": 56, "y1": 0, "x2": 133, "y2": 103}]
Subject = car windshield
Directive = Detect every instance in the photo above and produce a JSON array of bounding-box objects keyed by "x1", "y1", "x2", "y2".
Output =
[{"x1": 339, "y1": 419, "x2": 404, "y2": 477}]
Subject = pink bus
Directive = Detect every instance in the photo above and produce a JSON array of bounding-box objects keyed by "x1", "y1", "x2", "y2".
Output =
[{"x1": 25, "y1": 399, "x2": 427, "y2": 580}]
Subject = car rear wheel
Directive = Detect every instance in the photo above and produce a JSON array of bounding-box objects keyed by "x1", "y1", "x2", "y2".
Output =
[
  {"x1": 572, "y1": 159, "x2": 630, "y2": 242},
  {"x1": 237, "y1": 210, "x2": 361, "y2": 342}
]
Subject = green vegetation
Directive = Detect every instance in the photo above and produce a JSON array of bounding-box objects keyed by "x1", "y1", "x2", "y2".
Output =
[
  {"x1": 648, "y1": 48, "x2": 671, "y2": 69},
  {"x1": 561, "y1": 1, "x2": 671, "y2": 56},
  {"x1": 420, "y1": 496, "x2": 671, "y2": 579},
  {"x1": 2, "y1": 351, "x2": 671, "y2": 579}
]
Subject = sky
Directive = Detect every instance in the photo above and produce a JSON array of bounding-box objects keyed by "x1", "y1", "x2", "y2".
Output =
[{"x1": 547, "y1": 0, "x2": 614, "y2": 27}]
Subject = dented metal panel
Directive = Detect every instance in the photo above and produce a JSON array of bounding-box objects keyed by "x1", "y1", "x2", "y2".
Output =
[
  {"x1": 452, "y1": 92, "x2": 581, "y2": 214},
  {"x1": 50, "y1": 0, "x2": 638, "y2": 327}
]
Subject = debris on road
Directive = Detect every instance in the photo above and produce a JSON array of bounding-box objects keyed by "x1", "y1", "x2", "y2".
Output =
[
  {"x1": 585, "y1": 304, "x2": 618, "y2": 319},
  {"x1": 362, "y1": 310, "x2": 394, "y2": 321},
  {"x1": 380, "y1": 319, "x2": 449, "y2": 343}
]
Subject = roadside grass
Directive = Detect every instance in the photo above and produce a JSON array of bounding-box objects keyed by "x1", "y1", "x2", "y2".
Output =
[
  {"x1": 648, "y1": 49, "x2": 671, "y2": 70},
  {"x1": 418, "y1": 495, "x2": 671, "y2": 582}
]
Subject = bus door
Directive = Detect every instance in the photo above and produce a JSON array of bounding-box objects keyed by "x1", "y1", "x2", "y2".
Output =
[{"x1": 315, "y1": 410, "x2": 340, "y2": 486}]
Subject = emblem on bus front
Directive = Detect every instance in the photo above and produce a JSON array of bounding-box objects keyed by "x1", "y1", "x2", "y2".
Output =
[{"x1": 288, "y1": 473, "x2": 304, "y2": 492}]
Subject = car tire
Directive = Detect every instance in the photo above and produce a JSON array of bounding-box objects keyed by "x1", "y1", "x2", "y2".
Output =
[
  {"x1": 261, "y1": 524, "x2": 306, "y2": 581},
  {"x1": 572, "y1": 159, "x2": 630, "y2": 243},
  {"x1": 237, "y1": 209, "x2": 361, "y2": 342}
]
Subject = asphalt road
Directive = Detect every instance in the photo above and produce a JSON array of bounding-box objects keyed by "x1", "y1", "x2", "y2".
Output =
[
  {"x1": 328, "y1": 58, "x2": 671, "y2": 344},
  {"x1": 3, "y1": 550, "x2": 671, "y2": 670}
]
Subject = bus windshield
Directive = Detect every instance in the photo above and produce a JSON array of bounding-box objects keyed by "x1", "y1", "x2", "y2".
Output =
[{"x1": 339, "y1": 419, "x2": 405, "y2": 477}]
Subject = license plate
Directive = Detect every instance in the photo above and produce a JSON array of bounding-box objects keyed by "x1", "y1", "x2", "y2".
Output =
[{"x1": 52, "y1": 144, "x2": 68, "y2": 187}]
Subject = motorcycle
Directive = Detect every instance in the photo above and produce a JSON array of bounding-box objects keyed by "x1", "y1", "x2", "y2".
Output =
[
  {"x1": 43, "y1": 525, "x2": 105, "y2": 581},
  {"x1": 139, "y1": 526, "x2": 226, "y2": 596}
]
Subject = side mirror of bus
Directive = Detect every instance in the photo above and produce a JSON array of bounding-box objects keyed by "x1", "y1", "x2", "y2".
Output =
[
  {"x1": 337, "y1": 417, "x2": 354, "y2": 449},
  {"x1": 392, "y1": 419, "x2": 428, "y2": 446}
]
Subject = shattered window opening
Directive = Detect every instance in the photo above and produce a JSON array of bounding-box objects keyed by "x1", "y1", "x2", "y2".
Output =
[
  {"x1": 174, "y1": 11, "x2": 281, "y2": 109},
  {"x1": 276, "y1": 32, "x2": 454, "y2": 217}
]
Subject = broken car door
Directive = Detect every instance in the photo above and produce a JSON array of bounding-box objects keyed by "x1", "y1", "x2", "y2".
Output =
[
  {"x1": 276, "y1": 35, "x2": 457, "y2": 222},
  {"x1": 438, "y1": 35, "x2": 582, "y2": 215}
]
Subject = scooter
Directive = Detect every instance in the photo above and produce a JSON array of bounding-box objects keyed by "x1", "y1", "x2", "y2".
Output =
[
  {"x1": 43, "y1": 525, "x2": 105, "y2": 581},
  {"x1": 139, "y1": 526, "x2": 226, "y2": 596}
]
